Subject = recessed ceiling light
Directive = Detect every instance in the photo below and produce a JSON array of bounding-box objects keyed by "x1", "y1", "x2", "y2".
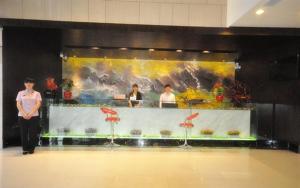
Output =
[
  {"x1": 202, "y1": 50, "x2": 210, "y2": 53},
  {"x1": 149, "y1": 49, "x2": 155, "y2": 52},
  {"x1": 256, "y1": 9, "x2": 264, "y2": 15},
  {"x1": 91, "y1": 47, "x2": 99, "y2": 50},
  {"x1": 176, "y1": 49, "x2": 182, "y2": 53},
  {"x1": 120, "y1": 47, "x2": 127, "y2": 50}
]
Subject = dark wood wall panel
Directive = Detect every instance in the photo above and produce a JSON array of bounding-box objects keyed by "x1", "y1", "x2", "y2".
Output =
[{"x1": 2, "y1": 27, "x2": 61, "y2": 147}]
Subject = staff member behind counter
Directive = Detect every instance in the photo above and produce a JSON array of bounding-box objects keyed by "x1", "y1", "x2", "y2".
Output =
[
  {"x1": 159, "y1": 84, "x2": 176, "y2": 108},
  {"x1": 128, "y1": 84, "x2": 143, "y2": 107}
]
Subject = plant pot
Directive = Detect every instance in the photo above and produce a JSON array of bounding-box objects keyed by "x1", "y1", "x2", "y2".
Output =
[
  {"x1": 216, "y1": 95, "x2": 224, "y2": 102},
  {"x1": 201, "y1": 134, "x2": 213, "y2": 138},
  {"x1": 228, "y1": 135, "x2": 240, "y2": 138},
  {"x1": 131, "y1": 134, "x2": 142, "y2": 138},
  {"x1": 160, "y1": 135, "x2": 171, "y2": 138},
  {"x1": 63, "y1": 91, "x2": 72, "y2": 100}
]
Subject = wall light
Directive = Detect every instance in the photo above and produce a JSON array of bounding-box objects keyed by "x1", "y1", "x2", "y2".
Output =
[
  {"x1": 202, "y1": 50, "x2": 210, "y2": 53},
  {"x1": 59, "y1": 52, "x2": 67, "y2": 60},
  {"x1": 235, "y1": 62, "x2": 241, "y2": 70},
  {"x1": 256, "y1": 9, "x2": 264, "y2": 15},
  {"x1": 120, "y1": 47, "x2": 128, "y2": 50},
  {"x1": 176, "y1": 49, "x2": 182, "y2": 52},
  {"x1": 91, "y1": 47, "x2": 99, "y2": 50},
  {"x1": 149, "y1": 49, "x2": 155, "y2": 52}
]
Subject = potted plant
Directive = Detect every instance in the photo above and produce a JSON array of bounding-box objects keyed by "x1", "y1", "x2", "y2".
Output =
[
  {"x1": 61, "y1": 78, "x2": 74, "y2": 100},
  {"x1": 227, "y1": 130, "x2": 240, "y2": 137},
  {"x1": 200, "y1": 129, "x2": 214, "y2": 137}
]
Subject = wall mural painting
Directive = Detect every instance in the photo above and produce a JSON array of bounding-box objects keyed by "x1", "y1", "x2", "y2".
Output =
[{"x1": 63, "y1": 57, "x2": 236, "y2": 108}]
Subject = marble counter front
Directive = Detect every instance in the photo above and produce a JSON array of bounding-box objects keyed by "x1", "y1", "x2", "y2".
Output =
[{"x1": 48, "y1": 106, "x2": 252, "y2": 139}]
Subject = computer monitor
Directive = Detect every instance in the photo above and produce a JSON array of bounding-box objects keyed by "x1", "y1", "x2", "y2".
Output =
[
  {"x1": 162, "y1": 103, "x2": 178, "y2": 108},
  {"x1": 130, "y1": 100, "x2": 143, "y2": 107}
]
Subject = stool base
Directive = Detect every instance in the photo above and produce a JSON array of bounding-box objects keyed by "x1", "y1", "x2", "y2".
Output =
[
  {"x1": 179, "y1": 143, "x2": 192, "y2": 149},
  {"x1": 103, "y1": 141, "x2": 120, "y2": 147}
]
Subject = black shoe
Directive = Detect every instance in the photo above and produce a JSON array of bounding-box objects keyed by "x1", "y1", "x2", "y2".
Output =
[
  {"x1": 29, "y1": 150, "x2": 34, "y2": 154},
  {"x1": 22, "y1": 151, "x2": 29, "y2": 155}
]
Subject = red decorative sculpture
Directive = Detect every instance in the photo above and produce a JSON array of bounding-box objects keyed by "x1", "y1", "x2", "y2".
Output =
[{"x1": 179, "y1": 112, "x2": 199, "y2": 148}]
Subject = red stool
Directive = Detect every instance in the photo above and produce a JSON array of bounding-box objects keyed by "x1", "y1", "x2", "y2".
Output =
[
  {"x1": 100, "y1": 107, "x2": 120, "y2": 147},
  {"x1": 179, "y1": 112, "x2": 199, "y2": 148}
]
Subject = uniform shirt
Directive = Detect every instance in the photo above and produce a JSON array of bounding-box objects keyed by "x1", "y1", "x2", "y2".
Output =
[
  {"x1": 128, "y1": 91, "x2": 142, "y2": 107},
  {"x1": 159, "y1": 92, "x2": 176, "y2": 108},
  {"x1": 16, "y1": 90, "x2": 42, "y2": 117},
  {"x1": 128, "y1": 91, "x2": 142, "y2": 101}
]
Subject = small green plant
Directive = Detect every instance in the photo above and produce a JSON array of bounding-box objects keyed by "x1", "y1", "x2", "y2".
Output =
[
  {"x1": 160, "y1": 130, "x2": 172, "y2": 136},
  {"x1": 227, "y1": 130, "x2": 240, "y2": 136},
  {"x1": 61, "y1": 78, "x2": 74, "y2": 91},
  {"x1": 200, "y1": 129, "x2": 214, "y2": 135}
]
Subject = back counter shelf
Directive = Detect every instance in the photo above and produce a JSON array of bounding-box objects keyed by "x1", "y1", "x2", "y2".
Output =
[{"x1": 40, "y1": 100, "x2": 257, "y2": 144}]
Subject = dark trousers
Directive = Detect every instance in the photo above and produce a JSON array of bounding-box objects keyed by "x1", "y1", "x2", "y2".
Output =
[{"x1": 19, "y1": 116, "x2": 40, "y2": 152}]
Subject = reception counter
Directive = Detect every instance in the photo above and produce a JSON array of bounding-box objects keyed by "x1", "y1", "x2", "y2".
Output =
[{"x1": 43, "y1": 105, "x2": 255, "y2": 141}]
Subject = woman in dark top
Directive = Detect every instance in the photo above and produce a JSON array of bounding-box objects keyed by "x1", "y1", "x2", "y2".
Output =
[{"x1": 128, "y1": 84, "x2": 142, "y2": 107}]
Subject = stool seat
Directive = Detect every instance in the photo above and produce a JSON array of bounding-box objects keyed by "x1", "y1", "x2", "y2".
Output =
[
  {"x1": 180, "y1": 122, "x2": 194, "y2": 128},
  {"x1": 186, "y1": 113, "x2": 199, "y2": 121},
  {"x1": 100, "y1": 107, "x2": 117, "y2": 115},
  {"x1": 105, "y1": 117, "x2": 120, "y2": 123}
]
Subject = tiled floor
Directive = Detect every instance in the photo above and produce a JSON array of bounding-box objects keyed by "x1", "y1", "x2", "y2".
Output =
[{"x1": 0, "y1": 147, "x2": 299, "y2": 188}]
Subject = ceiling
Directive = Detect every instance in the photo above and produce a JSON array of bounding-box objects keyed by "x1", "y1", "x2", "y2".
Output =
[{"x1": 228, "y1": 0, "x2": 300, "y2": 28}]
